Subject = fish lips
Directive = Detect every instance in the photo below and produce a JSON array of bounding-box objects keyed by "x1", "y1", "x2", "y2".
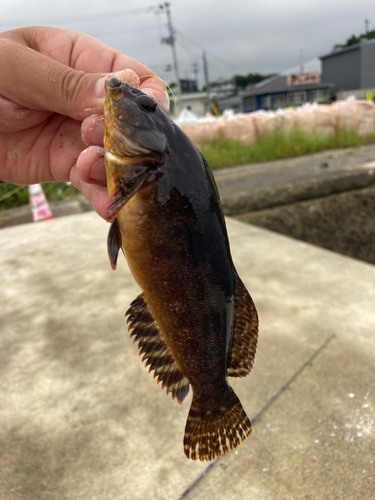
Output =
[{"x1": 105, "y1": 81, "x2": 167, "y2": 164}]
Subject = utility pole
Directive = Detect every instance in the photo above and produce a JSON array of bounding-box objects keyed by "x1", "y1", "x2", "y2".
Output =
[
  {"x1": 202, "y1": 51, "x2": 210, "y2": 113},
  {"x1": 365, "y1": 19, "x2": 369, "y2": 34},
  {"x1": 192, "y1": 60, "x2": 199, "y2": 90},
  {"x1": 160, "y1": 2, "x2": 181, "y2": 115}
]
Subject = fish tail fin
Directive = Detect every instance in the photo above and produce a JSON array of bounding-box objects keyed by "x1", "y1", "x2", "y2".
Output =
[{"x1": 183, "y1": 390, "x2": 251, "y2": 461}]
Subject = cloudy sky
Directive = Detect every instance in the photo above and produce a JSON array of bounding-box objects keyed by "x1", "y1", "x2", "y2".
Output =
[{"x1": 1, "y1": 0, "x2": 374, "y2": 87}]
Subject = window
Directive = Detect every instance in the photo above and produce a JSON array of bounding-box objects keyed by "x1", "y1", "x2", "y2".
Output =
[
  {"x1": 273, "y1": 94, "x2": 286, "y2": 108},
  {"x1": 261, "y1": 95, "x2": 271, "y2": 109},
  {"x1": 288, "y1": 91, "x2": 306, "y2": 105},
  {"x1": 243, "y1": 96, "x2": 254, "y2": 112},
  {"x1": 310, "y1": 89, "x2": 328, "y2": 103}
]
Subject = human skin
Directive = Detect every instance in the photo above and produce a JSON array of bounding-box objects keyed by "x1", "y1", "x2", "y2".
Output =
[{"x1": 0, "y1": 26, "x2": 169, "y2": 219}]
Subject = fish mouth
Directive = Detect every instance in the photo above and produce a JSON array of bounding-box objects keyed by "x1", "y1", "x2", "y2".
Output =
[{"x1": 104, "y1": 80, "x2": 167, "y2": 165}]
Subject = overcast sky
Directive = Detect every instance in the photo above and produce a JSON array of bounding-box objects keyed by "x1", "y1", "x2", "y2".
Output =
[{"x1": 1, "y1": 0, "x2": 374, "y2": 87}]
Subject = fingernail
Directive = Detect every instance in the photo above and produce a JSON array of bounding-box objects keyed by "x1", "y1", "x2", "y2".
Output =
[
  {"x1": 95, "y1": 76, "x2": 109, "y2": 99},
  {"x1": 90, "y1": 157, "x2": 106, "y2": 183},
  {"x1": 88, "y1": 118, "x2": 104, "y2": 146}
]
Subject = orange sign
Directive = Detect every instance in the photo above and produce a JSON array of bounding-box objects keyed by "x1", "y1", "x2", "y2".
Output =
[{"x1": 287, "y1": 71, "x2": 320, "y2": 86}]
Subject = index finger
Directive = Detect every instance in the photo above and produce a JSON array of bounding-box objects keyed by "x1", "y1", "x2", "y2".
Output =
[{"x1": 0, "y1": 27, "x2": 169, "y2": 118}]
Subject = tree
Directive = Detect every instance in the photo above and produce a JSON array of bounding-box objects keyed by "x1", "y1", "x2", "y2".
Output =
[
  {"x1": 336, "y1": 29, "x2": 375, "y2": 49},
  {"x1": 233, "y1": 73, "x2": 277, "y2": 90}
]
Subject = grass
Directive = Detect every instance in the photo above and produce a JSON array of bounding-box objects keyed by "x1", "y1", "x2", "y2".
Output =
[
  {"x1": 0, "y1": 182, "x2": 78, "y2": 210},
  {"x1": 1, "y1": 128, "x2": 375, "y2": 210},
  {"x1": 200, "y1": 128, "x2": 375, "y2": 170}
]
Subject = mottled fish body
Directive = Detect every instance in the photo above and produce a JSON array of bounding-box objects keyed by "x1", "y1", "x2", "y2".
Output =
[{"x1": 104, "y1": 78, "x2": 258, "y2": 461}]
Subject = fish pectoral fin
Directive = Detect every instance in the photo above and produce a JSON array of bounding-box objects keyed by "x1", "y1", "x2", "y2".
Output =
[
  {"x1": 105, "y1": 167, "x2": 150, "y2": 219},
  {"x1": 126, "y1": 293, "x2": 190, "y2": 404},
  {"x1": 227, "y1": 271, "x2": 259, "y2": 378},
  {"x1": 107, "y1": 216, "x2": 122, "y2": 270}
]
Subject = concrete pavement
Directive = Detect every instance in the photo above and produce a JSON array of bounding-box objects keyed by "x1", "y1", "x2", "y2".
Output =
[{"x1": 0, "y1": 212, "x2": 374, "y2": 499}]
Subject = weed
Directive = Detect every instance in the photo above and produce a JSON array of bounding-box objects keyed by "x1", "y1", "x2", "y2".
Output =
[{"x1": 201, "y1": 128, "x2": 375, "y2": 170}]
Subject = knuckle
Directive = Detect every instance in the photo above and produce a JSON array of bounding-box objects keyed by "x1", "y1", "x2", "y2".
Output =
[{"x1": 53, "y1": 66, "x2": 88, "y2": 116}]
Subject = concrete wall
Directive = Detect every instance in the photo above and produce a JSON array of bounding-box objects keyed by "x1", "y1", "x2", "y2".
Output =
[
  {"x1": 340, "y1": 88, "x2": 375, "y2": 100},
  {"x1": 236, "y1": 185, "x2": 375, "y2": 266}
]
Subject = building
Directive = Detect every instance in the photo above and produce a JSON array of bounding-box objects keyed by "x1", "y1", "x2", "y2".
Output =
[
  {"x1": 242, "y1": 73, "x2": 333, "y2": 112},
  {"x1": 168, "y1": 92, "x2": 217, "y2": 118},
  {"x1": 320, "y1": 38, "x2": 375, "y2": 95},
  {"x1": 180, "y1": 79, "x2": 198, "y2": 94},
  {"x1": 338, "y1": 88, "x2": 375, "y2": 101},
  {"x1": 209, "y1": 78, "x2": 236, "y2": 98},
  {"x1": 217, "y1": 95, "x2": 243, "y2": 114},
  {"x1": 221, "y1": 73, "x2": 333, "y2": 113}
]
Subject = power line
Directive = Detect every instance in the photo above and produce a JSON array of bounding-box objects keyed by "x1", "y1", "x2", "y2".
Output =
[
  {"x1": 0, "y1": 6, "x2": 157, "y2": 29},
  {"x1": 174, "y1": 28, "x2": 235, "y2": 70},
  {"x1": 175, "y1": 38, "x2": 199, "y2": 58},
  {"x1": 83, "y1": 24, "x2": 159, "y2": 40}
]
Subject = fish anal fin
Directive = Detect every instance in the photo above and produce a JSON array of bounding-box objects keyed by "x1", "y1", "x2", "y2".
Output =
[
  {"x1": 126, "y1": 293, "x2": 190, "y2": 404},
  {"x1": 107, "y1": 216, "x2": 122, "y2": 270},
  {"x1": 227, "y1": 272, "x2": 259, "y2": 378}
]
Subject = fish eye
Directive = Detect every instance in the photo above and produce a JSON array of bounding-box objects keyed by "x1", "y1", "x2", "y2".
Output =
[{"x1": 136, "y1": 95, "x2": 157, "y2": 113}]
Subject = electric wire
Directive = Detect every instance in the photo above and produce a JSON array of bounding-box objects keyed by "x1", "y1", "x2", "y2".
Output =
[{"x1": 0, "y1": 6, "x2": 157, "y2": 29}]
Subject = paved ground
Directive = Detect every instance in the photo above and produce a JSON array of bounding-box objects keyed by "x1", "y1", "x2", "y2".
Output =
[
  {"x1": 0, "y1": 213, "x2": 374, "y2": 499},
  {"x1": 0, "y1": 194, "x2": 92, "y2": 228}
]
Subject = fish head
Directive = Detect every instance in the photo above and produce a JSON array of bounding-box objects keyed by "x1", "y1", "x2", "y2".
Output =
[{"x1": 104, "y1": 77, "x2": 167, "y2": 167}]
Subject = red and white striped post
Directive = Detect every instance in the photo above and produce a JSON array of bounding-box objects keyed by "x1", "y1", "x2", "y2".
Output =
[{"x1": 28, "y1": 184, "x2": 53, "y2": 222}]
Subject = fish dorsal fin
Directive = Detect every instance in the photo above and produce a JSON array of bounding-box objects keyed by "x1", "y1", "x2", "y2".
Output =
[
  {"x1": 227, "y1": 272, "x2": 259, "y2": 378},
  {"x1": 126, "y1": 294, "x2": 190, "y2": 404}
]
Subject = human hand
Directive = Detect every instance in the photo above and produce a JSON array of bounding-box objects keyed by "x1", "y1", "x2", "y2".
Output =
[{"x1": 0, "y1": 26, "x2": 169, "y2": 219}]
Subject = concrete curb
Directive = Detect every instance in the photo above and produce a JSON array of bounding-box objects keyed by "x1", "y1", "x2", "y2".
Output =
[{"x1": 219, "y1": 161, "x2": 375, "y2": 215}]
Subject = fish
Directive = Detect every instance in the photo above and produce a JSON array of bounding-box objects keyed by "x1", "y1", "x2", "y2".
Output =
[{"x1": 103, "y1": 76, "x2": 258, "y2": 461}]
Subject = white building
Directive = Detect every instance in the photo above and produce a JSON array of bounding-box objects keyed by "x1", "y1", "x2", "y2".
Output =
[{"x1": 168, "y1": 92, "x2": 217, "y2": 118}]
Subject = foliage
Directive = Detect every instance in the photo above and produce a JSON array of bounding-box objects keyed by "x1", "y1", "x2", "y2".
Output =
[
  {"x1": 200, "y1": 129, "x2": 375, "y2": 170},
  {"x1": 0, "y1": 182, "x2": 78, "y2": 210},
  {"x1": 2, "y1": 130, "x2": 375, "y2": 209},
  {"x1": 336, "y1": 28, "x2": 375, "y2": 49},
  {"x1": 233, "y1": 73, "x2": 277, "y2": 90}
]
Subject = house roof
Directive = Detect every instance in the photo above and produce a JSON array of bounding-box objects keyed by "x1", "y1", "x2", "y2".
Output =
[
  {"x1": 320, "y1": 37, "x2": 375, "y2": 60},
  {"x1": 243, "y1": 75, "x2": 334, "y2": 96}
]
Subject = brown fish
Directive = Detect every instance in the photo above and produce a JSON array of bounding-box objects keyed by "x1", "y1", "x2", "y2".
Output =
[{"x1": 103, "y1": 77, "x2": 258, "y2": 461}]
